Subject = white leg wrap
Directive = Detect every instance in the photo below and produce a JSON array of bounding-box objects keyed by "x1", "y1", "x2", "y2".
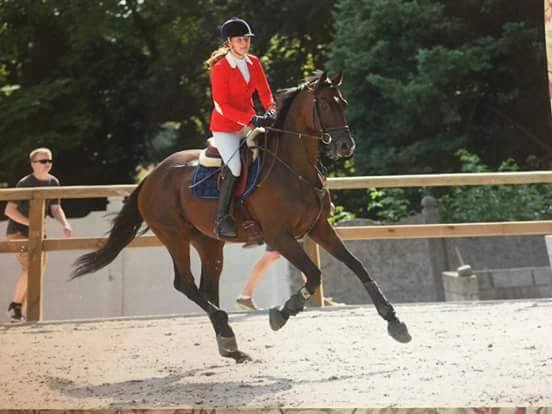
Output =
[{"x1": 300, "y1": 286, "x2": 311, "y2": 299}]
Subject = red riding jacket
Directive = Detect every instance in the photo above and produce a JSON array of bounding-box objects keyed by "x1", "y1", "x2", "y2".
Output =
[{"x1": 209, "y1": 53, "x2": 275, "y2": 132}]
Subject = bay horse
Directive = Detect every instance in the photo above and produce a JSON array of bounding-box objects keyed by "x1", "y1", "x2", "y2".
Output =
[{"x1": 72, "y1": 71, "x2": 411, "y2": 363}]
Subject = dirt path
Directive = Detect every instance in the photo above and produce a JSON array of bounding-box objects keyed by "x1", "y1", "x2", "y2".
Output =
[{"x1": 1, "y1": 300, "x2": 551, "y2": 409}]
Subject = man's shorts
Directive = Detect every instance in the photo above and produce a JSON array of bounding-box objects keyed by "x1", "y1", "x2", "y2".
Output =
[{"x1": 6, "y1": 232, "x2": 47, "y2": 272}]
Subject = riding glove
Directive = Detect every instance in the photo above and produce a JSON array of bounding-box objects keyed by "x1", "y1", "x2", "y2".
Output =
[
  {"x1": 264, "y1": 109, "x2": 277, "y2": 120},
  {"x1": 250, "y1": 114, "x2": 274, "y2": 127}
]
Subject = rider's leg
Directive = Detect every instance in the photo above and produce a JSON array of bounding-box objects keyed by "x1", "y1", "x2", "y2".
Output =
[{"x1": 212, "y1": 131, "x2": 243, "y2": 239}]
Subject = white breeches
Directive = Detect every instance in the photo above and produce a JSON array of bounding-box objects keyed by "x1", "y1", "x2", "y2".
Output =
[{"x1": 212, "y1": 127, "x2": 251, "y2": 177}]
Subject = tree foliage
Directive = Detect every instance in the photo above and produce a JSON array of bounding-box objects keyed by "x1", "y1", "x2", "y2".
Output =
[
  {"x1": 327, "y1": 0, "x2": 550, "y2": 176},
  {"x1": 0, "y1": 0, "x2": 550, "y2": 222},
  {"x1": 0, "y1": 0, "x2": 333, "y2": 214},
  {"x1": 326, "y1": 0, "x2": 550, "y2": 220},
  {"x1": 438, "y1": 149, "x2": 552, "y2": 222}
]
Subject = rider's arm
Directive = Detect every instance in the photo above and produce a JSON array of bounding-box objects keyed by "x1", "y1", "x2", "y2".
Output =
[{"x1": 253, "y1": 56, "x2": 275, "y2": 113}]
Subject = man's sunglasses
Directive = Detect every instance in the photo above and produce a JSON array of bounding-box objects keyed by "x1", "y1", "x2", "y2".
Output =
[{"x1": 33, "y1": 159, "x2": 53, "y2": 164}]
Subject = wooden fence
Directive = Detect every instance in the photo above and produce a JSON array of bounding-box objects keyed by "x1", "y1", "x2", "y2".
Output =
[{"x1": 1, "y1": 171, "x2": 552, "y2": 321}]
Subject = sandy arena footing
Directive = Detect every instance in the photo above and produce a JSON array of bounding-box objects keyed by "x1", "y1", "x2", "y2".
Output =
[{"x1": 1, "y1": 299, "x2": 551, "y2": 410}]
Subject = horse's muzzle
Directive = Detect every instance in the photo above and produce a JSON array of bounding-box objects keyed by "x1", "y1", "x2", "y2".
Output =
[{"x1": 332, "y1": 134, "x2": 356, "y2": 159}]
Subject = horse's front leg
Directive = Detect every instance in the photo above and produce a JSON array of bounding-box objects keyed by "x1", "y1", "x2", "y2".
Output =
[
  {"x1": 308, "y1": 220, "x2": 411, "y2": 343},
  {"x1": 267, "y1": 236, "x2": 322, "y2": 331}
]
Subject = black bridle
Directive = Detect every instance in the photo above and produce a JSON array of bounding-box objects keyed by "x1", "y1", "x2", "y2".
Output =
[
  {"x1": 312, "y1": 94, "x2": 351, "y2": 145},
  {"x1": 265, "y1": 83, "x2": 350, "y2": 145}
]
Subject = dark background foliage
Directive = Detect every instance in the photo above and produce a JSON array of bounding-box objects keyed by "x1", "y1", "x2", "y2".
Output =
[{"x1": 1, "y1": 0, "x2": 550, "y2": 220}]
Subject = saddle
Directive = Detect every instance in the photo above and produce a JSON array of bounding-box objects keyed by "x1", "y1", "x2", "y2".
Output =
[
  {"x1": 194, "y1": 128, "x2": 266, "y2": 247},
  {"x1": 198, "y1": 127, "x2": 263, "y2": 167},
  {"x1": 198, "y1": 129, "x2": 263, "y2": 191}
]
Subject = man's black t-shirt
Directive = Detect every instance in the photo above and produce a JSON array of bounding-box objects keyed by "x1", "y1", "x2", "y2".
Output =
[{"x1": 6, "y1": 174, "x2": 61, "y2": 237}]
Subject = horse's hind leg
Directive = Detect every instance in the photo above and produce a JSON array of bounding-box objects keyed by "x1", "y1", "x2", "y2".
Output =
[
  {"x1": 153, "y1": 226, "x2": 251, "y2": 362},
  {"x1": 191, "y1": 233, "x2": 224, "y2": 307},
  {"x1": 308, "y1": 219, "x2": 411, "y2": 343}
]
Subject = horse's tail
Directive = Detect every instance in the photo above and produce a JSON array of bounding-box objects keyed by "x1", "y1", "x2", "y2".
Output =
[{"x1": 71, "y1": 180, "x2": 146, "y2": 279}]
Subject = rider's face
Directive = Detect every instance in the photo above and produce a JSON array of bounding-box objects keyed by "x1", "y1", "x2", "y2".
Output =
[{"x1": 228, "y1": 36, "x2": 251, "y2": 57}]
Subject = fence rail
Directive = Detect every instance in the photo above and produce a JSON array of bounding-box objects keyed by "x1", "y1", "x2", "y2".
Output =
[{"x1": 1, "y1": 171, "x2": 552, "y2": 321}]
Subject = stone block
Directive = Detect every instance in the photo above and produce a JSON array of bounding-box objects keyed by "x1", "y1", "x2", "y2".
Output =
[
  {"x1": 491, "y1": 268, "x2": 534, "y2": 288},
  {"x1": 475, "y1": 271, "x2": 493, "y2": 289},
  {"x1": 442, "y1": 271, "x2": 479, "y2": 301},
  {"x1": 533, "y1": 267, "x2": 552, "y2": 286},
  {"x1": 479, "y1": 288, "x2": 497, "y2": 300},
  {"x1": 545, "y1": 235, "x2": 552, "y2": 266},
  {"x1": 536, "y1": 285, "x2": 552, "y2": 297}
]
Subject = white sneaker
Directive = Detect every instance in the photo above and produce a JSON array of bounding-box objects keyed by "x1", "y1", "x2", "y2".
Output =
[{"x1": 236, "y1": 296, "x2": 259, "y2": 311}]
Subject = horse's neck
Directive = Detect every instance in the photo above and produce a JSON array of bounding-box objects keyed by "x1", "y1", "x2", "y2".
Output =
[{"x1": 277, "y1": 105, "x2": 319, "y2": 179}]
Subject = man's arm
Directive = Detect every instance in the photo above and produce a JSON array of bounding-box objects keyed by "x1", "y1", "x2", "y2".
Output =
[
  {"x1": 50, "y1": 204, "x2": 72, "y2": 237},
  {"x1": 4, "y1": 202, "x2": 29, "y2": 226}
]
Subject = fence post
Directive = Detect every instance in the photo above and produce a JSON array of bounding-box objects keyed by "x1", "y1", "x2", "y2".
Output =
[
  {"x1": 26, "y1": 197, "x2": 46, "y2": 321},
  {"x1": 304, "y1": 236, "x2": 324, "y2": 306},
  {"x1": 422, "y1": 195, "x2": 447, "y2": 301}
]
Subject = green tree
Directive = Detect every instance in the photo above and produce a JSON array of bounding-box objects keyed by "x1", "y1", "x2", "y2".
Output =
[
  {"x1": 327, "y1": 0, "x2": 550, "y2": 177},
  {"x1": 439, "y1": 149, "x2": 552, "y2": 222},
  {"x1": 0, "y1": 1, "x2": 336, "y2": 196}
]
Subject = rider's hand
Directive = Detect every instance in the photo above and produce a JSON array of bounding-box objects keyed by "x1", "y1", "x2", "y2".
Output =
[
  {"x1": 264, "y1": 109, "x2": 277, "y2": 120},
  {"x1": 250, "y1": 114, "x2": 273, "y2": 127}
]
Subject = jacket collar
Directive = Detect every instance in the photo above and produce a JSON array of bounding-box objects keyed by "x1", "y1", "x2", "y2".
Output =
[{"x1": 225, "y1": 52, "x2": 252, "y2": 68}]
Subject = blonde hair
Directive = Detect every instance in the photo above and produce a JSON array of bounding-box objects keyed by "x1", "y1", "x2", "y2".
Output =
[
  {"x1": 29, "y1": 147, "x2": 52, "y2": 161},
  {"x1": 206, "y1": 42, "x2": 230, "y2": 69}
]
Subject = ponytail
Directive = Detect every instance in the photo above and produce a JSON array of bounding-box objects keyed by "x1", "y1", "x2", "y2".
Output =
[{"x1": 206, "y1": 43, "x2": 230, "y2": 69}]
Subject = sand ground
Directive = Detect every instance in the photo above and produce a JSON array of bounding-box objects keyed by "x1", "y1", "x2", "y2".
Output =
[{"x1": 1, "y1": 299, "x2": 551, "y2": 409}]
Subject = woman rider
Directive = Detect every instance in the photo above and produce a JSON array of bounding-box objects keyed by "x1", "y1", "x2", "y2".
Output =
[{"x1": 206, "y1": 17, "x2": 276, "y2": 239}]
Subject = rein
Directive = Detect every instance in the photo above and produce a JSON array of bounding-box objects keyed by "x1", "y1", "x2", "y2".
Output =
[
  {"x1": 257, "y1": 81, "x2": 350, "y2": 189},
  {"x1": 252, "y1": 134, "x2": 327, "y2": 239},
  {"x1": 264, "y1": 126, "x2": 333, "y2": 144}
]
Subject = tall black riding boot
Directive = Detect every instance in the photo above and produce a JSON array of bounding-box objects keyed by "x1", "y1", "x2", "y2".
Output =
[{"x1": 215, "y1": 169, "x2": 238, "y2": 239}]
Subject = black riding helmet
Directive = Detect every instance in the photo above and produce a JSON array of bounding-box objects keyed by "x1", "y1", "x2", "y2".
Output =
[{"x1": 220, "y1": 17, "x2": 255, "y2": 40}]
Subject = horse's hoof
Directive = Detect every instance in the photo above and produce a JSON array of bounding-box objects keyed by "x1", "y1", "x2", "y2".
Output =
[
  {"x1": 387, "y1": 319, "x2": 412, "y2": 343},
  {"x1": 216, "y1": 334, "x2": 238, "y2": 356},
  {"x1": 269, "y1": 306, "x2": 289, "y2": 331},
  {"x1": 229, "y1": 350, "x2": 252, "y2": 364}
]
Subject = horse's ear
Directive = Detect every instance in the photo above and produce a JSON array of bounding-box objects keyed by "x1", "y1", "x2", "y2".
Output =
[
  {"x1": 314, "y1": 71, "x2": 328, "y2": 93},
  {"x1": 331, "y1": 71, "x2": 343, "y2": 87}
]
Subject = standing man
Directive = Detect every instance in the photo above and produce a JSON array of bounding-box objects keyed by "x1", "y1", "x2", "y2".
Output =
[{"x1": 4, "y1": 147, "x2": 72, "y2": 322}]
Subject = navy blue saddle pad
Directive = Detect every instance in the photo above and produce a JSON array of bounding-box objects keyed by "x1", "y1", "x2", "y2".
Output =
[{"x1": 191, "y1": 156, "x2": 262, "y2": 199}]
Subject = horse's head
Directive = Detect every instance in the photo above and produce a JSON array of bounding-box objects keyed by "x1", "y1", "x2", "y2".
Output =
[
  {"x1": 272, "y1": 71, "x2": 355, "y2": 160},
  {"x1": 309, "y1": 71, "x2": 355, "y2": 160}
]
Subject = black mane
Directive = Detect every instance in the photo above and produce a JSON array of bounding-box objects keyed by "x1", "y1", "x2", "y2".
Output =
[
  {"x1": 272, "y1": 71, "x2": 325, "y2": 129},
  {"x1": 272, "y1": 84, "x2": 306, "y2": 129}
]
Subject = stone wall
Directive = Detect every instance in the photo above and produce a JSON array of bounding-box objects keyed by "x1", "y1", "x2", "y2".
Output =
[
  {"x1": 443, "y1": 267, "x2": 552, "y2": 301},
  {"x1": 290, "y1": 197, "x2": 551, "y2": 305}
]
